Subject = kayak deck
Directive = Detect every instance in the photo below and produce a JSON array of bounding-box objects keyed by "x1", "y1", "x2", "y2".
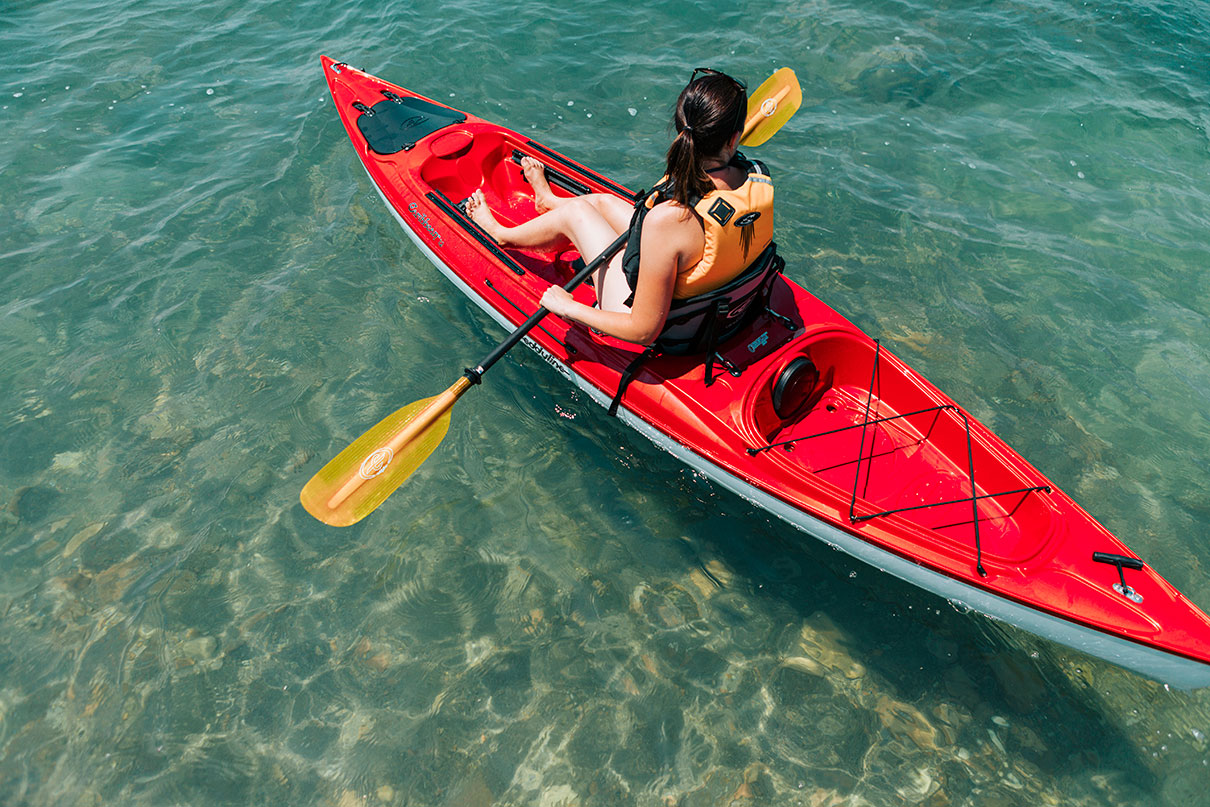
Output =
[
  {"x1": 734, "y1": 331, "x2": 1057, "y2": 566},
  {"x1": 320, "y1": 56, "x2": 1210, "y2": 688}
]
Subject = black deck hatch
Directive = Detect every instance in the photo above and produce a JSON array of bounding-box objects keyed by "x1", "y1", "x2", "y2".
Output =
[{"x1": 354, "y1": 92, "x2": 466, "y2": 154}]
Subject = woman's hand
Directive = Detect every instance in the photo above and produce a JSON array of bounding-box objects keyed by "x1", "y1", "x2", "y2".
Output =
[{"x1": 540, "y1": 285, "x2": 576, "y2": 317}]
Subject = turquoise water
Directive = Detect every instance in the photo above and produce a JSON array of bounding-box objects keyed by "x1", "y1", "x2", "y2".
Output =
[{"x1": 2, "y1": 0, "x2": 1209, "y2": 803}]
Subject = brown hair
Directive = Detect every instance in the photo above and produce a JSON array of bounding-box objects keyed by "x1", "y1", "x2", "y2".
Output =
[{"x1": 663, "y1": 72, "x2": 748, "y2": 208}]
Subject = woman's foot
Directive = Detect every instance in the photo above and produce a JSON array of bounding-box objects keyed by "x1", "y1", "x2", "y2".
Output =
[
  {"x1": 521, "y1": 156, "x2": 562, "y2": 212},
  {"x1": 465, "y1": 190, "x2": 509, "y2": 243}
]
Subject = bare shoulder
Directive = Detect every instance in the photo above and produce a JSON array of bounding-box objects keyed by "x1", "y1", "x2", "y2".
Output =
[
  {"x1": 638, "y1": 201, "x2": 704, "y2": 276},
  {"x1": 643, "y1": 201, "x2": 702, "y2": 244},
  {"x1": 645, "y1": 200, "x2": 696, "y2": 226}
]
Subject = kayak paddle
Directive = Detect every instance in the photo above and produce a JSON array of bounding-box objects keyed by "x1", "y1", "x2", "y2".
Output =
[
  {"x1": 300, "y1": 231, "x2": 627, "y2": 527},
  {"x1": 302, "y1": 68, "x2": 801, "y2": 526},
  {"x1": 741, "y1": 67, "x2": 802, "y2": 147}
]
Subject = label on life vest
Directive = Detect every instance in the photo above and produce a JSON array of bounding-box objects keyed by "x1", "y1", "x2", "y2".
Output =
[{"x1": 707, "y1": 198, "x2": 735, "y2": 226}]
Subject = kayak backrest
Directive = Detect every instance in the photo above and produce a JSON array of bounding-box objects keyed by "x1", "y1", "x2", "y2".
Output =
[{"x1": 657, "y1": 243, "x2": 784, "y2": 356}]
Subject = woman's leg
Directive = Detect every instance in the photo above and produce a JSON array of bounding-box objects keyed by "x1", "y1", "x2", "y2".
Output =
[
  {"x1": 469, "y1": 188, "x2": 631, "y2": 259},
  {"x1": 594, "y1": 255, "x2": 636, "y2": 312},
  {"x1": 466, "y1": 177, "x2": 636, "y2": 310},
  {"x1": 580, "y1": 193, "x2": 640, "y2": 312},
  {"x1": 466, "y1": 190, "x2": 630, "y2": 246},
  {"x1": 520, "y1": 156, "x2": 565, "y2": 213}
]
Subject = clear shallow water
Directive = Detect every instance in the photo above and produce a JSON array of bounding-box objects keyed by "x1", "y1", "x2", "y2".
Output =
[{"x1": 1, "y1": 0, "x2": 1209, "y2": 804}]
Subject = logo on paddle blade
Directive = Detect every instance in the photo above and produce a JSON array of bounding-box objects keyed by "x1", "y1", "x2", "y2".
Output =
[
  {"x1": 760, "y1": 98, "x2": 778, "y2": 118},
  {"x1": 359, "y1": 447, "x2": 393, "y2": 480}
]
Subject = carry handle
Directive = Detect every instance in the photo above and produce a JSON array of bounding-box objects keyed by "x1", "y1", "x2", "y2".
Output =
[
  {"x1": 1092, "y1": 552, "x2": 1145, "y2": 572},
  {"x1": 1093, "y1": 552, "x2": 1145, "y2": 603}
]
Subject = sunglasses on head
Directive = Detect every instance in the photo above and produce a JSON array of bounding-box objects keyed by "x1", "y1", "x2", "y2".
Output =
[{"x1": 690, "y1": 67, "x2": 747, "y2": 92}]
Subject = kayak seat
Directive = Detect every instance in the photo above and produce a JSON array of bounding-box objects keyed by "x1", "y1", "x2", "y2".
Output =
[
  {"x1": 355, "y1": 91, "x2": 467, "y2": 155},
  {"x1": 608, "y1": 244, "x2": 790, "y2": 416},
  {"x1": 657, "y1": 243, "x2": 785, "y2": 358}
]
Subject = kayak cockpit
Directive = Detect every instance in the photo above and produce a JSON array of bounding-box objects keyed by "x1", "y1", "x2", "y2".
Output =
[
  {"x1": 413, "y1": 127, "x2": 627, "y2": 284},
  {"x1": 419, "y1": 130, "x2": 529, "y2": 211},
  {"x1": 743, "y1": 329, "x2": 1060, "y2": 567}
]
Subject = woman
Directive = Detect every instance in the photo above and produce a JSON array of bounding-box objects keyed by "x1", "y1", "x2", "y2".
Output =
[{"x1": 465, "y1": 68, "x2": 773, "y2": 345}]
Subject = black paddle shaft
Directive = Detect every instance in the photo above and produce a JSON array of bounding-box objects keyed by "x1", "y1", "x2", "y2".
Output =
[{"x1": 463, "y1": 231, "x2": 630, "y2": 383}]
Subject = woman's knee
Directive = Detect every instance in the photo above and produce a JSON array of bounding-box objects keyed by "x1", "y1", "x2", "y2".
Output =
[
  {"x1": 561, "y1": 198, "x2": 614, "y2": 237},
  {"x1": 586, "y1": 194, "x2": 633, "y2": 228}
]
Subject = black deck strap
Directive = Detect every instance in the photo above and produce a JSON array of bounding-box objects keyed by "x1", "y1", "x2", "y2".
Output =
[
  {"x1": 355, "y1": 94, "x2": 466, "y2": 154},
  {"x1": 760, "y1": 372, "x2": 1051, "y2": 573},
  {"x1": 951, "y1": 406, "x2": 987, "y2": 577},
  {"x1": 839, "y1": 358, "x2": 1052, "y2": 577},
  {"x1": 851, "y1": 484, "x2": 1051, "y2": 523},
  {"x1": 510, "y1": 150, "x2": 591, "y2": 196},
  {"x1": 426, "y1": 191, "x2": 526, "y2": 276},
  {"x1": 523, "y1": 140, "x2": 641, "y2": 201},
  {"x1": 849, "y1": 340, "x2": 882, "y2": 524},
  {"x1": 608, "y1": 346, "x2": 658, "y2": 417},
  {"x1": 750, "y1": 404, "x2": 953, "y2": 456},
  {"x1": 702, "y1": 300, "x2": 726, "y2": 386}
]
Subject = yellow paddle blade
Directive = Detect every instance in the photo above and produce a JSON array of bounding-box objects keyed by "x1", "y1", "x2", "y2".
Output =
[
  {"x1": 742, "y1": 67, "x2": 802, "y2": 147},
  {"x1": 300, "y1": 393, "x2": 456, "y2": 527}
]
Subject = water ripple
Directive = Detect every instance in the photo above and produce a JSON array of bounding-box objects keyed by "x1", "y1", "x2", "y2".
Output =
[{"x1": 1, "y1": 0, "x2": 1209, "y2": 804}]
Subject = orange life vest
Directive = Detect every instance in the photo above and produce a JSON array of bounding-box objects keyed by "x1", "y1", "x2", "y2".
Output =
[{"x1": 622, "y1": 155, "x2": 774, "y2": 301}]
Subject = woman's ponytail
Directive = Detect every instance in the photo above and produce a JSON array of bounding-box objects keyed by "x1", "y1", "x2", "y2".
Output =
[
  {"x1": 662, "y1": 72, "x2": 747, "y2": 209},
  {"x1": 664, "y1": 126, "x2": 707, "y2": 209}
]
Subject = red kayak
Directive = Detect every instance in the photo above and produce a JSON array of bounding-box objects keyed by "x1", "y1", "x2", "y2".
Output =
[{"x1": 320, "y1": 56, "x2": 1210, "y2": 688}]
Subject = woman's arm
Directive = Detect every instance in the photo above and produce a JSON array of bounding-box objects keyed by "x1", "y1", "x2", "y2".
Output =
[{"x1": 540, "y1": 205, "x2": 701, "y2": 344}]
